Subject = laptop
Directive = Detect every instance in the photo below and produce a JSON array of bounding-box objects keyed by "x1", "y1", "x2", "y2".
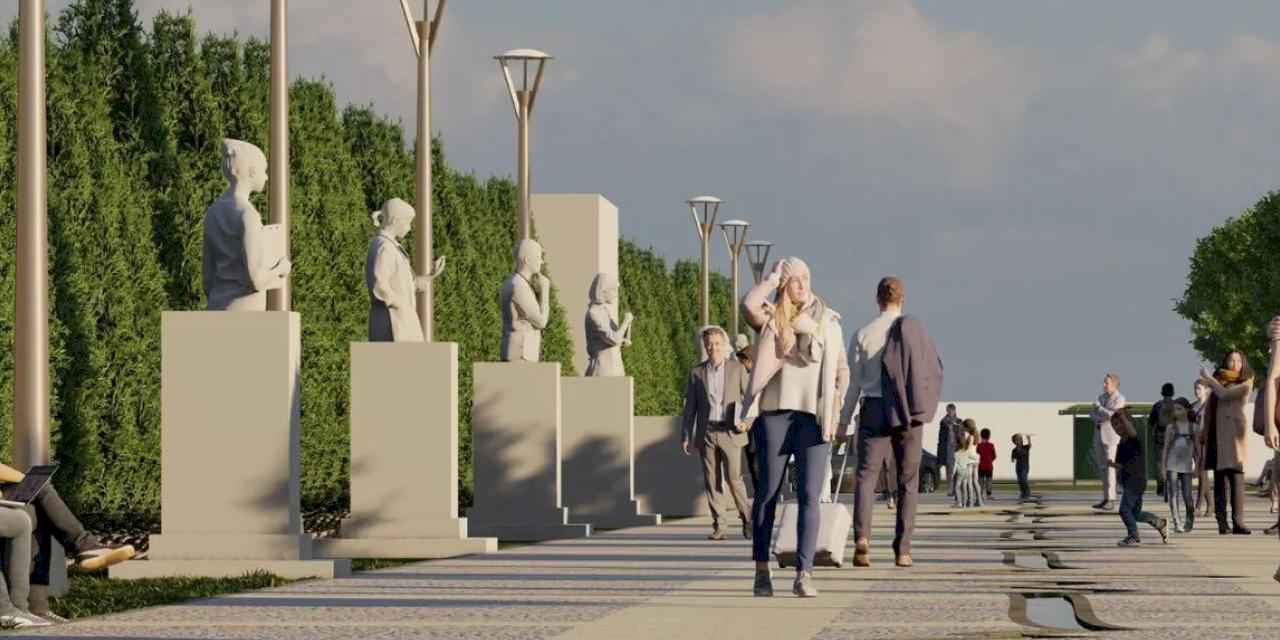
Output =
[{"x1": 0, "y1": 465, "x2": 58, "y2": 509}]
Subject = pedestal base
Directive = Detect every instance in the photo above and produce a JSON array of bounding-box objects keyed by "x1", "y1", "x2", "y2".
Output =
[
  {"x1": 468, "y1": 362, "x2": 591, "y2": 541},
  {"x1": 313, "y1": 537, "x2": 497, "y2": 559},
  {"x1": 111, "y1": 559, "x2": 349, "y2": 581},
  {"x1": 318, "y1": 343, "x2": 497, "y2": 557},
  {"x1": 562, "y1": 377, "x2": 661, "y2": 529},
  {"x1": 634, "y1": 416, "x2": 710, "y2": 517}
]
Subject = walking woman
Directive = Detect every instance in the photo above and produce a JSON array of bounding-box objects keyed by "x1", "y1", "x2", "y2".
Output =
[
  {"x1": 1199, "y1": 351, "x2": 1254, "y2": 535},
  {"x1": 1190, "y1": 380, "x2": 1213, "y2": 517},
  {"x1": 739, "y1": 258, "x2": 849, "y2": 598}
]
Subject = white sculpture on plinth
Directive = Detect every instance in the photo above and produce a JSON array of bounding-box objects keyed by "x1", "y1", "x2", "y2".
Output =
[
  {"x1": 500, "y1": 239, "x2": 551, "y2": 362},
  {"x1": 584, "y1": 272, "x2": 633, "y2": 377},
  {"x1": 366, "y1": 197, "x2": 445, "y2": 342},
  {"x1": 202, "y1": 139, "x2": 291, "y2": 311}
]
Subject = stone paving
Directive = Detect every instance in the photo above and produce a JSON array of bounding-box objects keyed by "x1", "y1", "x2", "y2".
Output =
[{"x1": 11, "y1": 490, "x2": 1280, "y2": 639}]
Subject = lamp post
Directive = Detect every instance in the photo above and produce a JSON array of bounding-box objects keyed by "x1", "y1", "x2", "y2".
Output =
[
  {"x1": 719, "y1": 220, "x2": 750, "y2": 337},
  {"x1": 399, "y1": 0, "x2": 446, "y2": 341},
  {"x1": 15, "y1": 0, "x2": 48, "y2": 472},
  {"x1": 266, "y1": 0, "x2": 291, "y2": 311},
  {"x1": 687, "y1": 196, "x2": 721, "y2": 329},
  {"x1": 496, "y1": 49, "x2": 551, "y2": 241},
  {"x1": 745, "y1": 240, "x2": 773, "y2": 285}
]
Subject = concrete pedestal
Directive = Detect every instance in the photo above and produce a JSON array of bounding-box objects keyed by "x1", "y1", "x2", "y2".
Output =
[
  {"x1": 561, "y1": 377, "x2": 661, "y2": 529},
  {"x1": 467, "y1": 362, "x2": 591, "y2": 541},
  {"x1": 530, "y1": 194, "x2": 619, "y2": 375},
  {"x1": 112, "y1": 312, "x2": 347, "y2": 580},
  {"x1": 634, "y1": 416, "x2": 710, "y2": 517},
  {"x1": 313, "y1": 342, "x2": 496, "y2": 559}
]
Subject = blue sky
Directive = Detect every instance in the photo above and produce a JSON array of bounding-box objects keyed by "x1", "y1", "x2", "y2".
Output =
[{"x1": 14, "y1": 1, "x2": 1280, "y2": 401}]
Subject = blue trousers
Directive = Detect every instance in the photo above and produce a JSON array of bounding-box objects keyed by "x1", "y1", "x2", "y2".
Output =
[
  {"x1": 751, "y1": 410, "x2": 830, "y2": 572},
  {"x1": 1119, "y1": 486, "x2": 1159, "y2": 539}
]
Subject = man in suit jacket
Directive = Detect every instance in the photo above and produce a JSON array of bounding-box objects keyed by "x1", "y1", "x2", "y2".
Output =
[{"x1": 682, "y1": 326, "x2": 755, "y2": 540}]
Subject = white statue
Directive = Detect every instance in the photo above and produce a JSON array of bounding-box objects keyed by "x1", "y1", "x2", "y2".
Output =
[
  {"x1": 584, "y1": 272, "x2": 633, "y2": 377},
  {"x1": 500, "y1": 239, "x2": 551, "y2": 362},
  {"x1": 201, "y1": 139, "x2": 291, "y2": 311},
  {"x1": 366, "y1": 198, "x2": 445, "y2": 342}
]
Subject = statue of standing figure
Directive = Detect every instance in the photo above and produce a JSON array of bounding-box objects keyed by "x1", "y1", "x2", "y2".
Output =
[
  {"x1": 365, "y1": 198, "x2": 445, "y2": 342},
  {"x1": 500, "y1": 239, "x2": 551, "y2": 362},
  {"x1": 202, "y1": 139, "x2": 291, "y2": 311},
  {"x1": 584, "y1": 272, "x2": 633, "y2": 377}
]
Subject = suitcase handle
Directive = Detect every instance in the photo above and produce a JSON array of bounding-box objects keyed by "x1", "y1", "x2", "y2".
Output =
[{"x1": 832, "y1": 435, "x2": 852, "y2": 502}]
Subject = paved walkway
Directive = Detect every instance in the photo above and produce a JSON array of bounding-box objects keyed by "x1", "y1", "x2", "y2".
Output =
[{"x1": 14, "y1": 491, "x2": 1280, "y2": 639}]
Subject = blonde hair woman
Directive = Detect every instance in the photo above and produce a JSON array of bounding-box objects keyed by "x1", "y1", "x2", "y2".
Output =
[{"x1": 739, "y1": 258, "x2": 849, "y2": 598}]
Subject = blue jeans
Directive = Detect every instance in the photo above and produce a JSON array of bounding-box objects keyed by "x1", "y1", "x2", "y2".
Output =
[
  {"x1": 1015, "y1": 464, "x2": 1030, "y2": 499},
  {"x1": 752, "y1": 410, "x2": 829, "y2": 572},
  {"x1": 1118, "y1": 486, "x2": 1159, "y2": 539}
]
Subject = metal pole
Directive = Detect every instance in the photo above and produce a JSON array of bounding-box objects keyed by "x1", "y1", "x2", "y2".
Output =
[
  {"x1": 414, "y1": 4, "x2": 433, "y2": 341},
  {"x1": 267, "y1": 0, "x2": 291, "y2": 311},
  {"x1": 517, "y1": 89, "x2": 531, "y2": 241},
  {"x1": 699, "y1": 232, "x2": 710, "y2": 328},
  {"x1": 15, "y1": 0, "x2": 48, "y2": 472},
  {"x1": 729, "y1": 252, "x2": 740, "y2": 337}
]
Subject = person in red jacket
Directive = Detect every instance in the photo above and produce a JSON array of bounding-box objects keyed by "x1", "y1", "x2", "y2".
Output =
[{"x1": 977, "y1": 428, "x2": 997, "y2": 499}]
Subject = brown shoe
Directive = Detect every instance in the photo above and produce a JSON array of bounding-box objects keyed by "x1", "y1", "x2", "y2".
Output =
[
  {"x1": 853, "y1": 538, "x2": 871, "y2": 567},
  {"x1": 707, "y1": 529, "x2": 726, "y2": 541},
  {"x1": 77, "y1": 545, "x2": 136, "y2": 572},
  {"x1": 895, "y1": 553, "x2": 913, "y2": 568}
]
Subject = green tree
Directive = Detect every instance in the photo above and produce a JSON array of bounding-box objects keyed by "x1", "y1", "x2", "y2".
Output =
[{"x1": 1176, "y1": 191, "x2": 1280, "y2": 369}]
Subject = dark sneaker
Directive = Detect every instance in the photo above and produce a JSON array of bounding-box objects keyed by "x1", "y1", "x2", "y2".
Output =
[
  {"x1": 1096, "y1": 501, "x2": 1115, "y2": 511},
  {"x1": 753, "y1": 569, "x2": 773, "y2": 597},
  {"x1": 1232, "y1": 526, "x2": 1252, "y2": 535},
  {"x1": 1117, "y1": 536, "x2": 1140, "y2": 547},
  {"x1": 741, "y1": 520, "x2": 752, "y2": 541},
  {"x1": 792, "y1": 571, "x2": 818, "y2": 597},
  {"x1": 1155, "y1": 518, "x2": 1169, "y2": 543},
  {"x1": 77, "y1": 544, "x2": 136, "y2": 571}
]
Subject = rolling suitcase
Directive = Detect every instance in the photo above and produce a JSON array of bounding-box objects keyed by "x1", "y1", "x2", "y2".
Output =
[{"x1": 771, "y1": 439, "x2": 853, "y2": 568}]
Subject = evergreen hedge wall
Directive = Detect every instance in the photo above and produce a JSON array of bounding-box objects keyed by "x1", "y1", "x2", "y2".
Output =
[{"x1": 0, "y1": 0, "x2": 731, "y2": 530}]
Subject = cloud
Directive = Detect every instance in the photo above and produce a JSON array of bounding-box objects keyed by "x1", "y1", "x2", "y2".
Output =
[
  {"x1": 718, "y1": 0, "x2": 1036, "y2": 188},
  {"x1": 1117, "y1": 33, "x2": 1280, "y2": 109}
]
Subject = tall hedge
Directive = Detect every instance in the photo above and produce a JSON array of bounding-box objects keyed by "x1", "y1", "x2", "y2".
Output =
[{"x1": 1, "y1": 0, "x2": 725, "y2": 529}]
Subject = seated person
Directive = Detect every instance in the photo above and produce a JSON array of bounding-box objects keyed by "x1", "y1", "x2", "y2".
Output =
[
  {"x1": 0, "y1": 506, "x2": 47, "y2": 628},
  {"x1": 0, "y1": 463, "x2": 134, "y2": 619}
]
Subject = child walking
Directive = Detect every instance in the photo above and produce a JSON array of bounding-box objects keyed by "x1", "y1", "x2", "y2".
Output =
[
  {"x1": 953, "y1": 432, "x2": 981, "y2": 507},
  {"x1": 1011, "y1": 434, "x2": 1032, "y2": 501},
  {"x1": 1162, "y1": 399, "x2": 1197, "y2": 532},
  {"x1": 977, "y1": 429, "x2": 997, "y2": 499},
  {"x1": 1109, "y1": 412, "x2": 1169, "y2": 546}
]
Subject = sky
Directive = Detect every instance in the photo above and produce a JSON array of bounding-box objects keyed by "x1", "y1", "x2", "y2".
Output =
[{"x1": 11, "y1": 0, "x2": 1280, "y2": 401}]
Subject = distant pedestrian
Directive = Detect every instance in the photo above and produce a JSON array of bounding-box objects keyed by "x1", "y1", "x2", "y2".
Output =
[
  {"x1": 1190, "y1": 379, "x2": 1213, "y2": 517},
  {"x1": 976, "y1": 428, "x2": 996, "y2": 499},
  {"x1": 1011, "y1": 434, "x2": 1032, "y2": 501},
  {"x1": 1161, "y1": 399, "x2": 1197, "y2": 532},
  {"x1": 953, "y1": 432, "x2": 980, "y2": 508},
  {"x1": 1109, "y1": 412, "x2": 1169, "y2": 546},
  {"x1": 938, "y1": 404, "x2": 961, "y2": 497},
  {"x1": 1091, "y1": 373, "x2": 1126, "y2": 511},
  {"x1": 1148, "y1": 383, "x2": 1178, "y2": 499}
]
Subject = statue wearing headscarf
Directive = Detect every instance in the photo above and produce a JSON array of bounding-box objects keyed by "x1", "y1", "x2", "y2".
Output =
[{"x1": 584, "y1": 272, "x2": 634, "y2": 377}]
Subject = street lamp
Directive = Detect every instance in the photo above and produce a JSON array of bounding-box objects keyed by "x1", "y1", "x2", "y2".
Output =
[
  {"x1": 267, "y1": 0, "x2": 291, "y2": 311},
  {"x1": 687, "y1": 196, "x2": 721, "y2": 329},
  {"x1": 496, "y1": 48, "x2": 551, "y2": 241},
  {"x1": 719, "y1": 219, "x2": 750, "y2": 337},
  {"x1": 399, "y1": 0, "x2": 447, "y2": 341},
  {"x1": 15, "y1": 0, "x2": 48, "y2": 472},
  {"x1": 745, "y1": 240, "x2": 773, "y2": 285}
]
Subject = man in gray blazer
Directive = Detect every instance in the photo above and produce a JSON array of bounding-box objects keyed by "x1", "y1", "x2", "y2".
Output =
[{"x1": 682, "y1": 326, "x2": 755, "y2": 540}]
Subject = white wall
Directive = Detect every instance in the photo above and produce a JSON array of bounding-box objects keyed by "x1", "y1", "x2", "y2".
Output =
[{"x1": 920, "y1": 402, "x2": 1272, "y2": 481}]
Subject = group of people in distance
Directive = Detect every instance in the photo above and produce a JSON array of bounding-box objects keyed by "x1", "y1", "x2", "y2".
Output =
[
  {"x1": 1088, "y1": 329, "x2": 1280, "y2": 547},
  {"x1": 936, "y1": 406, "x2": 1035, "y2": 509},
  {"x1": 681, "y1": 259, "x2": 941, "y2": 598}
]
